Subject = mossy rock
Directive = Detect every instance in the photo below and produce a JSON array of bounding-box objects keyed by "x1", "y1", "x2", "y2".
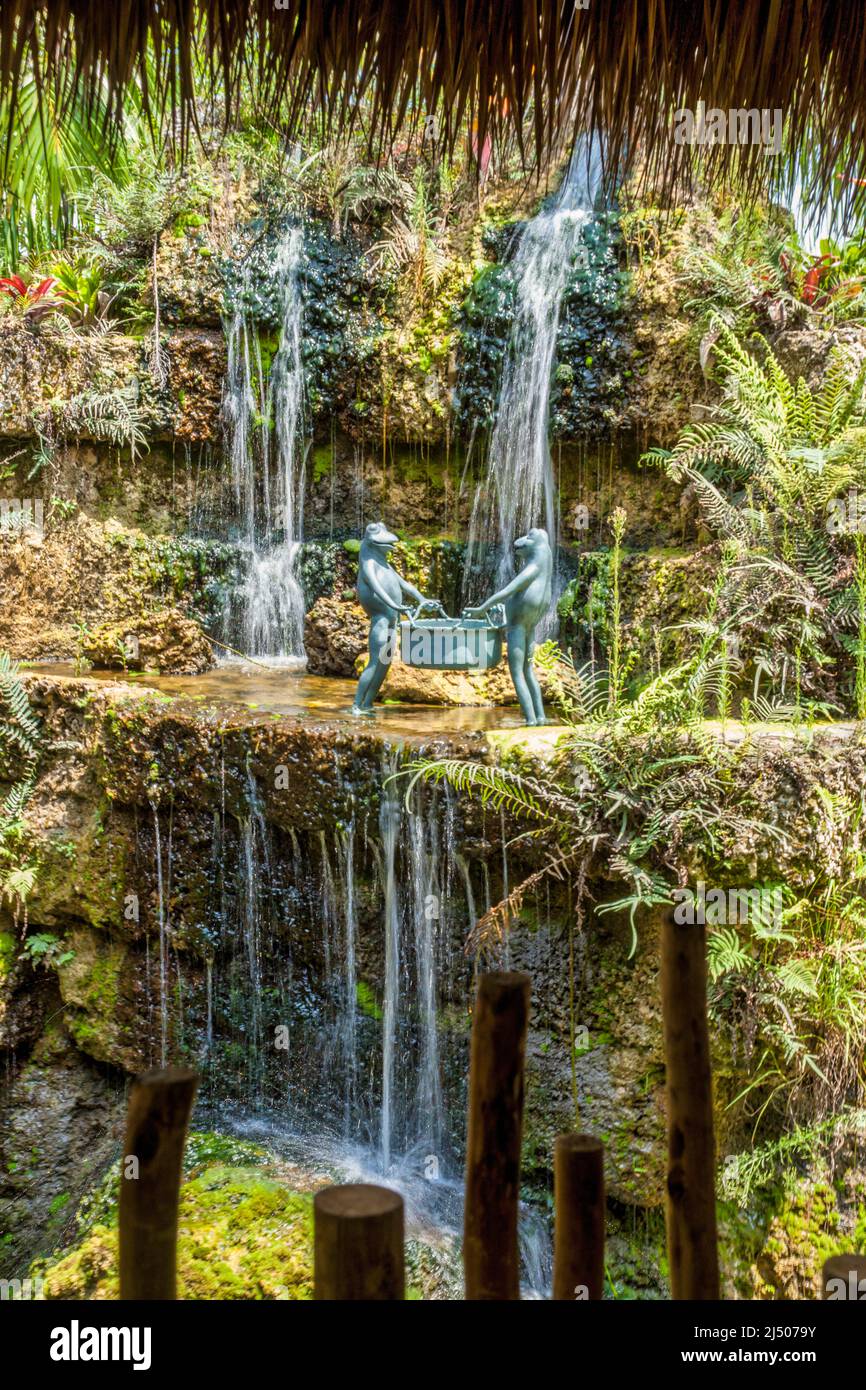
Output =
[{"x1": 39, "y1": 1164, "x2": 315, "y2": 1300}]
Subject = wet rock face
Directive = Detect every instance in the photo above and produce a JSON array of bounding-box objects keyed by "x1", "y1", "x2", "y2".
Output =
[
  {"x1": 511, "y1": 904, "x2": 666, "y2": 1205},
  {"x1": 82, "y1": 608, "x2": 215, "y2": 675},
  {"x1": 165, "y1": 330, "x2": 226, "y2": 441},
  {"x1": 221, "y1": 215, "x2": 372, "y2": 427},
  {"x1": 0, "y1": 1020, "x2": 124, "y2": 1276}
]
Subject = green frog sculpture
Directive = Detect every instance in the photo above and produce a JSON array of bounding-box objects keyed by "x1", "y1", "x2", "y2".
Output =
[
  {"x1": 464, "y1": 526, "x2": 553, "y2": 726},
  {"x1": 352, "y1": 521, "x2": 440, "y2": 714}
]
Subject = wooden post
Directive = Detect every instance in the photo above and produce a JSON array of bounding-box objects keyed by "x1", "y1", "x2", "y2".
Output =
[
  {"x1": 822, "y1": 1254, "x2": 866, "y2": 1299},
  {"x1": 119, "y1": 1066, "x2": 197, "y2": 1300},
  {"x1": 314, "y1": 1183, "x2": 405, "y2": 1299},
  {"x1": 553, "y1": 1134, "x2": 605, "y2": 1300},
  {"x1": 463, "y1": 969, "x2": 531, "y2": 1300},
  {"x1": 661, "y1": 910, "x2": 720, "y2": 1299}
]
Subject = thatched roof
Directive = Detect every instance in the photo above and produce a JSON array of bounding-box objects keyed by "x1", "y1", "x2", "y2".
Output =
[{"x1": 4, "y1": 1, "x2": 866, "y2": 217}]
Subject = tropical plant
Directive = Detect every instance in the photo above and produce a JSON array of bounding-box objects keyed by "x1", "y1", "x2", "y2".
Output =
[
  {"x1": 401, "y1": 694, "x2": 773, "y2": 960},
  {"x1": 367, "y1": 167, "x2": 451, "y2": 301},
  {"x1": 0, "y1": 273, "x2": 59, "y2": 322},
  {"x1": 19, "y1": 932, "x2": 74, "y2": 971},
  {"x1": 643, "y1": 322, "x2": 866, "y2": 713},
  {"x1": 50, "y1": 258, "x2": 114, "y2": 328},
  {"x1": 710, "y1": 857, "x2": 866, "y2": 1139},
  {"x1": 0, "y1": 60, "x2": 134, "y2": 273},
  {"x1": 682, "y1": 209, "x2": 799, "y2": 348},
  {"x1": 794, "y1": 236, "x2": 866, "y2": 320},
  {"x1": 0, "y1": 650, "x2": 41, "y2": 921},
  {"x1": 720, "y1": 1107, "x2": 866, "y2": 1203},
  {"x1": 58, "y1": 388, "x2": 149, "y2": 460}
]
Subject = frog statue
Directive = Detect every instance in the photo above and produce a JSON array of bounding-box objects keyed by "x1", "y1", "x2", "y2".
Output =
[
  {"x1": 352, "y1": 521, "x2": 438, "y2": 714},
  {"x1": 464, "y1": 526, "x2": 553, "y2": 725}
]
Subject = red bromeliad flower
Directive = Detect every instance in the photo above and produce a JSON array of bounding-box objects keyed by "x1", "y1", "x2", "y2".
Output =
[
  {"x1": 0, "y1": 274, "x2": 30, "y2": 298},
  {"x1": 802, "y1": 254, "x2": 836, "y2": 306},
  {"x1": 0, "y1": 273, "x2": 59, "y2": 321}
]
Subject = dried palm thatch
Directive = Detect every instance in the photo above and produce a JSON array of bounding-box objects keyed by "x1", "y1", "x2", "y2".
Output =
[{"x1": 3, "y1": 1, "x2": 866, "y2": 219}]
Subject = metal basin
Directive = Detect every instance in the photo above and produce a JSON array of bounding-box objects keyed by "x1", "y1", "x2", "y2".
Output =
[{"x1": 400, "y1": 604, "x2": 505, "y2": 671}]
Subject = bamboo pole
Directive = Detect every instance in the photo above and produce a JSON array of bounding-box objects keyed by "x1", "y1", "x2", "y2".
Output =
[
  {"x1": 822, "y1": 1254, "x2": 866, "y2": 1299},
  {"x1": 553, "y1": 1133, "x2": 605, "y2": 1300},
  {"x1": 314, "y1": 1183, "x2": 405, "y2": 1299},
  {"x1": 463, "y1": 969, "x2": 531, "y2": 1300},
  {"x1": 661, "y1": 911, "x2": 720, "y2": 1299},
  {"x1": 118, "y1": 1066, "x2": 198, "y2": 1300}
]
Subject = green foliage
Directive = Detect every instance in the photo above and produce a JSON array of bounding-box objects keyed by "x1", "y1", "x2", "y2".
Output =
[
  {"x1": 720, "y1": 1108, "x2": 866, "y2": 1203},
  {"x1": 405, "y1": 713, "x2": 774, "y2": 959},
  {"x1": 50, "y1": 258, "x2": 112, "y2": 327},
  {"x1": 0, "y1": 67, "x2": 132, "y2": 272},
  {"x1": 681, "y1": 207, "x2": 797, "y2": 343},
  {"x1": 0, "y1": 650, "x2": 41, "y2": 917},
  {"x1": 367, "y1": 166, "x2": 452, "y2": 301},
  {"x1": 711, "y1": 847, "x2": 866, "y2": 1138},
  {"x1": 56, "y1": 388, "x2": 149, "y2": 460},
  {"x1": 19, "y1": 932, "x2": 74, "y2": 971},
  {"x1": 644, "y1": 322, "x2": 866, "y2": 714}
]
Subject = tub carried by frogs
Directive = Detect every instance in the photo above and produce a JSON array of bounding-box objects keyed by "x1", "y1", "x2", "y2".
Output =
[{"x1": 399, "y1": 600, "x2": 506, "y2": 671}]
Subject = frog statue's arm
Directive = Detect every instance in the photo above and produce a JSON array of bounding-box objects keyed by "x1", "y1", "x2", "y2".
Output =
[
  {"x1": 360, "y1": 557, "x2": 432, "y2": 616},
  {"x1": 363, "y1": 565, "x2": 405, "y2": 614},
  {"x1": 463, "y1": 563, "x2": 539, "y2": 619},
  {"x1": 396, "y1": 574, "x2": 428, "y2": 611}
]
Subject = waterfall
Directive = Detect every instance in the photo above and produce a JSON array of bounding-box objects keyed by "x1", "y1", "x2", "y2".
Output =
[
  {"x1": 183, "y1": 750, "x2": 553, "y2": 1294},
  {"x1": 240, "y1": 770, "x2": 271, "y2": 1099},
  {"x1": 336, "y1": 821, "x2": 359, "y2": 1135},
  {"x1": 408, "y1": 801, "x2": 445, "y2": 1157},
  {"x1": 221, "y1": 226, "x2": 308, "y2": 661},
  {"x1": 467, "y1": 136, "x2": 603, "y2": 587},
  {"x1": 151, "y1": 803, "x2": 169, "y2": 1067},
  {"x1": 379, "y1": 768, "x2": 402, "y2": 1173}
]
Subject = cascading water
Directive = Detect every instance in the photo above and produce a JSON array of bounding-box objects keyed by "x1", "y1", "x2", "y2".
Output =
[
  {"x1": 189, "y1": 753, "x2": 551, "y2": 1295},
  {"x1": 151, "y1": 803, "x2": 169, "y2": 1067},
  {"x1": 466, "y1": 136, "x2": 604, "y2": 590},
  {"x1": 222, "y1": 226, "x2": 308, "y2": 661}
]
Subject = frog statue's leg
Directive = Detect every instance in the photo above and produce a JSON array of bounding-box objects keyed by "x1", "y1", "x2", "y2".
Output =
[
  {"x1": 352, "y1": 613, "x2": 395, "y2": 713},
  {"x1": 506, "y1": 622, "x2": 540, "y2": 726},
  {"x1": 525, "y1": 633, "x2": 547, "y2": 725}
]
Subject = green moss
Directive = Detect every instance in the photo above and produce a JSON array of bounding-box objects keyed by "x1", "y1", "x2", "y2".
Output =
[
  {"x1": 311, "y1": 444, "x2": 334, "y2": 481},
  {"x1": 39, "y1": 1165, "x2": 315, "y2": 1300},
  {"x1": 356, "y1": 979, "x2": 382, "y2": 1020},
  {"x1": 0, "y1": 929, "x2": 14, "y2": 979}
]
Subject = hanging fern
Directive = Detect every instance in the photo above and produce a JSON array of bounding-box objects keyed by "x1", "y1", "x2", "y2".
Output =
[{"x1": 0, "y1": 650, "x2": 42, "y2": 916}]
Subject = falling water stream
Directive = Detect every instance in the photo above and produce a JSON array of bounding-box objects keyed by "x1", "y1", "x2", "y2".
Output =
[
  {"x1": 467, "y1": 136, "x2": 604, "y2": 591},
  {"x1": 222, "y1": 226, "x2": 308, "y2": 660}
]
